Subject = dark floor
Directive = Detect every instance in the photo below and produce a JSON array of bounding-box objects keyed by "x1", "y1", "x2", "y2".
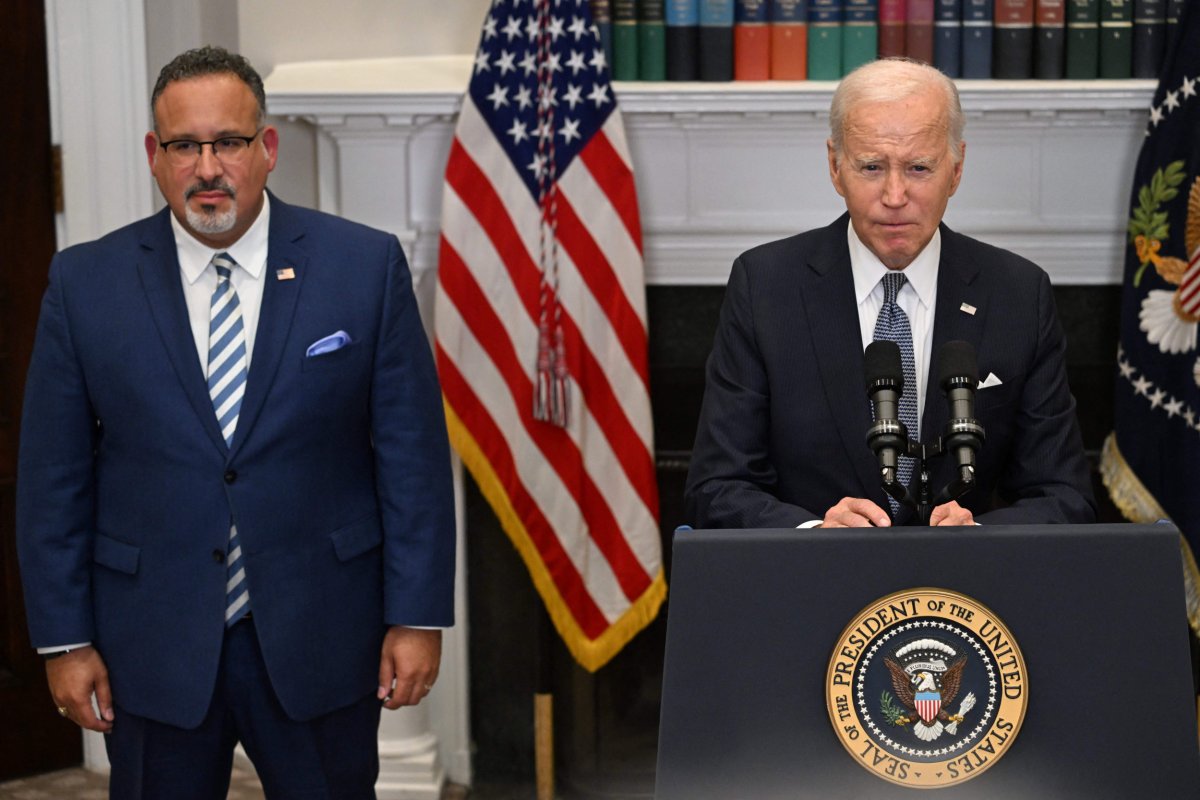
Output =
[{"x1": 0, "y1": 767, "x2": 494, "y2": 799}]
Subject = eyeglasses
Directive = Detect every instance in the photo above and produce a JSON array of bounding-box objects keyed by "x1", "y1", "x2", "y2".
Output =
[{"x1": 157, "y1": 129, "x2": 263, "y2": 165}]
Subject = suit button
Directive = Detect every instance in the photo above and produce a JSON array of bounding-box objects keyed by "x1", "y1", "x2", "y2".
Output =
[
  {"x1": 212, "y1": 549, "x2": 225, "y2": 564},
  {"x1": 224, "y1": 470, "x2": 237, "y2": 484}
]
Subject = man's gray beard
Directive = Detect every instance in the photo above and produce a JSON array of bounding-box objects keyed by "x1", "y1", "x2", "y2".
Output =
[{"x1": 186, "y1": 201, "x2": 237, "y2": 235}]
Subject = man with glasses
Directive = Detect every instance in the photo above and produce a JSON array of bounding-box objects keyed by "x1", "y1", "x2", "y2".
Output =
[{"x1": 16, "y1": 46, "x2": 455, "y2": 798}]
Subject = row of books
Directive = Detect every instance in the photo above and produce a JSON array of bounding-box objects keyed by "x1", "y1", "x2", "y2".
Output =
[{"x1": 594, "y1": 0, "x2": 1184, "y2": 80}]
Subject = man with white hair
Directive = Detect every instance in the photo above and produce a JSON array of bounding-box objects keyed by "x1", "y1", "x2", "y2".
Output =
[{"x1": 686, "y1": 58, "x2": 1096, "y2": 529}]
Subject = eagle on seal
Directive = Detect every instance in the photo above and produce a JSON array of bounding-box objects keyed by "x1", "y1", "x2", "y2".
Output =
[{"x1": 884, "y1": 654, "x2": 968, "y2": 742}]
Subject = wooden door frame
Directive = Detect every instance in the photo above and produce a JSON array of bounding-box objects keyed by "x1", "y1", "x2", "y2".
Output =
[
  {"x1": 0, "y1": 0, "x2": 152, "y2": 777},
  {"x1": 0, "y1": 0, "x2": 80, "y2": 778}
]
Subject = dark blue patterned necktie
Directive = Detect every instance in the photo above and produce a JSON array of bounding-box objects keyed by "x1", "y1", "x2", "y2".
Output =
[{"x1": 872, "y1": 272, "x2": 918, "y2": 515}]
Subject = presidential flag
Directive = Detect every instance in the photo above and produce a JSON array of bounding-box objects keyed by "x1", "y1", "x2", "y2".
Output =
[
  {"x1": 1101, "y1": 0, "x2": 1200, "y2": 634},
  {"x1": 434, "y1": 0, "x2": 665, "y2": 671}
]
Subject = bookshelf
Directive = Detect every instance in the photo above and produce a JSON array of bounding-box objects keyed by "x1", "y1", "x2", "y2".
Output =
[{"x1": 265, "y1": 55, "x2": 1155, "y2": 286}]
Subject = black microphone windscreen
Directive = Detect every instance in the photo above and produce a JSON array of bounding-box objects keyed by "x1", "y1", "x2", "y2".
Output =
[
  {"x1": 938, "y1": 340, "x2": 979, "y2": 388},
  {"x1": 864, "y1": 341, "x2": 903, "y2": 392}
]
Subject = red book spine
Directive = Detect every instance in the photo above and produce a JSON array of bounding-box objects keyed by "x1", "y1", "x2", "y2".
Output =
[
  {"x1": 735, "y1": 0, "x2": 771, "y2": 78},
  {"x1": 880, "y1": 0, "x2": 908, "y2": 55},
  {"x1": 905, "y1": 0, "x2": 935, "y2": 62},
  {"x1": 734, "y1": 26, "x2": 772, "y2": 77},
  {"x1": 770, "y1": 24, "x2": 808, "y2": 77}
]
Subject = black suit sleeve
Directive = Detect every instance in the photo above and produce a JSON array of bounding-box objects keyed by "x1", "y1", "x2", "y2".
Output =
[
  {"x1": 684, "y1": 257, "x2": 823, "y2": 529},
  {"x1": 974, "y1": 269, "x2": 1096, "y2": 524}
]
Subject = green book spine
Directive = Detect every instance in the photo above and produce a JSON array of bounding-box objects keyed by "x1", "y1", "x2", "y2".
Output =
[
  {"x1": 640, "y1": 0, "x2": 668, "y2": 79},
  {"x1": 808, "y1": 0, "x2": 844, "y2": 79},
  {"x1": 843, "y1": 0, "x2": 878, "y2": 72},
  {"x1": 1098, "y1": 0, "x2": 1132, "y2": 76},
  {"x1": 614, "y1": 0, "x2": 641, "y2": 78},
  {"x1": 1065, "y1": 0, "x2": 1099, "y2": 77}
]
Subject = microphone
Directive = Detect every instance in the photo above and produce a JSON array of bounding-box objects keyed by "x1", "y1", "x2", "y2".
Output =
[
  {"x1": 938, "y1": 340, "x2": 985, "y2": 491},
  {"x1": 864, "y1": 341, "x2": 907, "y2": 492}
]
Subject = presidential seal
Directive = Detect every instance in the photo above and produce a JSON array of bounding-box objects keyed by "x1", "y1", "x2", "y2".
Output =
[{"x1": 826, "y1": 588, "x2": 1027, "y2": 789}]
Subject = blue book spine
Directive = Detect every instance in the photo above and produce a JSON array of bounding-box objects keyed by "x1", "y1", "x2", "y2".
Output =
[
  {"x1": 934, "y1": 0, "x2": 963, "y2": 76},
  {"x1": 700, "y1": 0, "x2": 736, "y2": 23},
  {"x1": 843, "y1": 0, "x2": 879, "y2": 73},
  {"x1": 668, "y1": 0, "x2": 700, "y2": 22},
  {"x1": 961, "y1": 0, "x2": 994, "y2": 76},
  {"x1": 772, "y1": 0, "x2": 808, "y2": 17},
  {"x1": 667, "y1": 0, "x2": 701, "y2": 79},
  {"x1": 699, "y1": 0, "x2": 736, "y2": 80}
]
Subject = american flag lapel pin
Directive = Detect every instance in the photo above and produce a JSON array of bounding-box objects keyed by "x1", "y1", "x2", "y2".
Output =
[
  {"x1": 276, "y1": 267, "x2": 296, "y2": 281},
  {"x1": 960, "y1": 302, "x2": 977, "y2": 316}
]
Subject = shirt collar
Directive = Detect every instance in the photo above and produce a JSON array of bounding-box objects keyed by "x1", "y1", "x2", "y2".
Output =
[
  {"x1": 848, "y1": 222, "x2": 941, "y2": 309},
  {"x1": 173, "y1": 191, "x2": 271, "y2": 285}
]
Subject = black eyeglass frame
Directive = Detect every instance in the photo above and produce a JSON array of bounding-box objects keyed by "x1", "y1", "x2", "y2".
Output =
[{"x1": 156, "y1": 129, "x2": 264, "y2": 161}]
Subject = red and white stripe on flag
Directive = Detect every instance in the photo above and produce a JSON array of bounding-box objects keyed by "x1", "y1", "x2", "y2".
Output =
[
  {"x1": 1180, "y1": 247, "x2": 1200, "y2": 317},
  {"x1": 915, "y1": 694, "x2": 941, "y2": 724},
  {"x1": 434, "y1": 0, "x2": 665, "y2": 671}
]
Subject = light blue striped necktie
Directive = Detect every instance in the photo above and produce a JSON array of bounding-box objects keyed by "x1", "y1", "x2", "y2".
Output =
[
  {"x1": 207, "y1": 252, "x2": 250, "y2": 625},
  {"x1": 872, "y1": 271, "x2": 918, "y2": 516}
]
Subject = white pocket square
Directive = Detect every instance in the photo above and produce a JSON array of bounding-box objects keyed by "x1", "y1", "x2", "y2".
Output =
[
  {"x1": 979, "y1": 372, "x2": 1003, "y2": 389},
  {"x1": 306, "y1": 330, "x2": 352, "y2": 357}
]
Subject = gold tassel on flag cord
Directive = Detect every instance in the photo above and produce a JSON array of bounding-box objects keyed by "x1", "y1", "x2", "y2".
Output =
[{"x1": 532, "y1": 0, "x2": 569, "y2": 429}]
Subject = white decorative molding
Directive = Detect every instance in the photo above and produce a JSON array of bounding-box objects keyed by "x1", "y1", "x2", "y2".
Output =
[
  {"x1": 45, "y1": 0, "x2": 154, "y2": 251},
  {"x1": 428, "y1": 458, "x2": 473, "y2": 787},
  {"x1": 44, "y1": 0, "x2": 152, "y2": 772},
  {"x1": 376, "y1": 710, "x2": 443, "y2": 799},
  {"x1": 266, "y1": 55, "x2": 1155, "y2": 287}
]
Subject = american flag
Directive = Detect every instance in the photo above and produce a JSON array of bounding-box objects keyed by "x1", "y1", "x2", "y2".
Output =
[{"x1": 434, "y1": 0, "x2": 665, "y2": 671}]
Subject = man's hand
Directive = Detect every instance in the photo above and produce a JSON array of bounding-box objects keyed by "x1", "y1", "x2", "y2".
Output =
[
  {"x1": 929, "y1": 500, "x2": 974, "y2": 526},
  {"x1": 820, "y1": 497, "x2": 892, "y2": 528},
  {"x1": 377, "y1": 626, "x2": 442, "y2": 710},
  {"x1": 46, "y1": 646, "x2": 114, "y2": 732}
]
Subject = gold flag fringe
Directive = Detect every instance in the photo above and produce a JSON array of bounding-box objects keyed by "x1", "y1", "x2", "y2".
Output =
[
  {"x1": 443, "y1": 397, "x2": 667, "y2": 672},
  {"x1": 1101, "y1": 432, "x2": 1200, "y2": 635}
]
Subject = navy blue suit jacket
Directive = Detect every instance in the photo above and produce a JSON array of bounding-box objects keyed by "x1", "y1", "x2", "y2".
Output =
[
  {"x1": 17, "y1": 195, "x2": 455, "y2": 728},
  {"x1": 685, "y1": 215, "x2": 1096, "y2": 528}
]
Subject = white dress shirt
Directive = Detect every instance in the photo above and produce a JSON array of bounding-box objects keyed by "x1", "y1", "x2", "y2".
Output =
[
  {"x1": 848, "y1": 223, "x2": 941, "y2": 439},
  {"x1": 174, "y1": 192, "x2": 271, "y2": 372}
]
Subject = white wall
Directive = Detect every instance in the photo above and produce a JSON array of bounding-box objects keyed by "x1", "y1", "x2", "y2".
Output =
[
  {"x1": 238, "y1": 0, "x2": 490, "y2": 206},
  {"x1": 140, "y1": 0, "x2": 490, "y2": 208}
]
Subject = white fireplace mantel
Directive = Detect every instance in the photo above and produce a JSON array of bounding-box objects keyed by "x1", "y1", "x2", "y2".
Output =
[{"x1": 265, "y1": 55, "x2": 1156, "y2": 288}]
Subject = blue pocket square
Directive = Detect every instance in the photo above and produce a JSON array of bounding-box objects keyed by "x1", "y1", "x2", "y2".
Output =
[{"x1": 306, "y1": 330, "x2": 352, "y2": 357}]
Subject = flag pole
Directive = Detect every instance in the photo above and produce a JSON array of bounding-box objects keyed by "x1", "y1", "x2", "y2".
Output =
[{"x1": 535, "y1": 603, "x2": 555, "y2": 800}]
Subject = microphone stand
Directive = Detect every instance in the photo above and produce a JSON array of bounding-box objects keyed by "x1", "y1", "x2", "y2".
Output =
[
  {"x1": 870, "y1": 340, "x2": 985, "y2": 526},
  {"x1": 883, "y1": 434, "x2": 977, "y2": 526}
]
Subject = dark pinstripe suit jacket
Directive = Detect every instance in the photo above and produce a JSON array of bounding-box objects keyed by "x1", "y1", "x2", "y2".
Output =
[{"x1": 685, "y1": 214, "x2": 1096, "y2": 528}]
